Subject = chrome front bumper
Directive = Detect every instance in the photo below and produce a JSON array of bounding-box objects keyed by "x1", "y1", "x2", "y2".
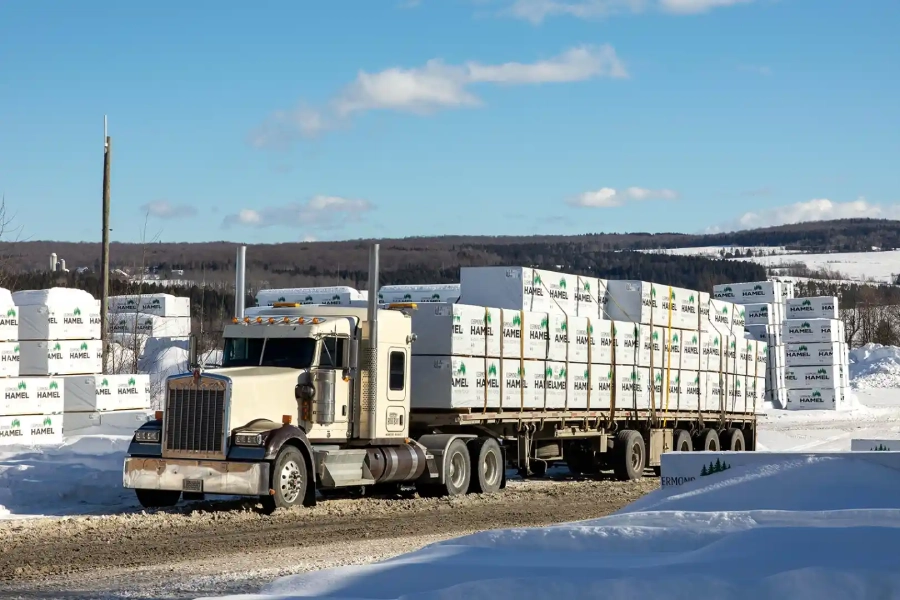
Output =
[{"x1": 123, "y1": 457, "x2": 270, "y2": 496}]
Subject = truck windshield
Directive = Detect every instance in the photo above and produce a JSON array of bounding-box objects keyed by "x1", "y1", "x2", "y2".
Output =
[{"x1": 222, "y1": 337, "x2": 317, "y2": 369}]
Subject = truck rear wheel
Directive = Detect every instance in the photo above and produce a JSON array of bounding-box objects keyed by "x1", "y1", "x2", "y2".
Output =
[
  {"x1": 721, "y1": 428, "x2": 745, "y2": 451},
  {"x1": 612, "y1": 430, "x2": 645, "y2": 481},
  {"x1": 416, "y1": 438, "x2": 471, "y2": 498},
  {"x1": 135, "y1": 489, "x2": 181, "y2": 509},
  {"x1": 261, "y1": 445, "x2": 308, "y2": 514},
  {"x1": 694, "y1": 428, "x2": 720, "y2": 451},
  {"x1": 468, "y1": 437, "x2": 502, "y2": 494},
  {"x1": 674, "y1": 429, "x2": 692, "y2": 452}
]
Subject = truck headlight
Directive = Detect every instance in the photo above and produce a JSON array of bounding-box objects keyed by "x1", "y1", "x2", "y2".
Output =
[
  {"x1": 234, "y1": 432, "x2": 265, "y2": 446},
  {"x1": 135, "y1": 429, "x2": 161, "y2": 443}
]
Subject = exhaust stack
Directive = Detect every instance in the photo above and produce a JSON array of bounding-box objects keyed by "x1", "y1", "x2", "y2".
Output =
[
  {"x1": 356, "y1": 243, "x2": 380, "y2": 439},
  {"x1": 235, "y1": 245, "x2": 247, "y2": 319}
]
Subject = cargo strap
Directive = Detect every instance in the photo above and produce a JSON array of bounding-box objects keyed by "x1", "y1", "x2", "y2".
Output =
[
  {"x1": 662, "y1": 285, "x2": 675, "y2": 428},
  {"x1": 585, "y1": 317, "x2": 592, "y2": 413},
  {"x1": 608, "y1": 320, "x2": 617, "y2": 424},
  {"x1": 519, "y1": 310, "x2": 526, "y2": 412},
  {"x1": 482, "y1": 307, "x2": 491, "y2": 413}
]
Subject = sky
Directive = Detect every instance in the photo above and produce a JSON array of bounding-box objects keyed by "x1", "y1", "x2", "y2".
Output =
[{"x1": 0, "y1": 0, "x2": 898, "y2": 244}]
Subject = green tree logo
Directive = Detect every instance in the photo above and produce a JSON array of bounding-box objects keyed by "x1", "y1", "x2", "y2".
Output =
[
  {"x1": 557, "y1": 367, "x2": 566, "y2": 378},
  {"x1": 559, "y1": 278, "x2": 567, "y2": 289},
  {"x1": 5, "y1": 308, "x2": 14, "y2": 318},
  {"x1": 799, "y1": 345, "x2": 808, "y2": 351},
  {"x1": 630, "y1": 371, "x2": 637, "y2": 381},
  {"x1": 456, "y1": 363, "x2": 467, "y2": 376},
  {"x1": 53, "y1": 343, "x2": 61, "y2": 351},
  {"x1": 12, "y1": 345, "x2": 18, "y2": 353},
  {"x1": 487, "y1": 364, "x2": 497, "y2": 376},
  {"x1": 802, "y1": 299, "x2": 812, "y2": 306},
  {"x1": 871, "y1": 444, "x2": 890, "y2": 451},
  {"x1": 672, "y1": 333, "x2": 679, "y2": 343},
  {"x1": 512, "y1": 314, "x2": 522, "y2": 326},
  {"x1": 540, "y1": 317, "x2": 549, "y2": 329},
  {"x1": 652, "y1": 331, "x2": 659, "y2": 341},
  {"x1": 812, "y1": 390, "x2": 822, "y2": 398},
  {"x1": 817, "y1": 368, "x2": 827, "y2": 375},
  {"x1": 304, "y1": 295, "x2": 313, "y2": 302},
  {"x1": 453, "y1": 313, "x2": 461, "y2": 323},
  {"x1": 10, "y1": 419, "x2": 20, "y2": 428},
  {"x1": 533, "y1": 273, "x2": 542, "y2": 285},
  {"x1": 650, "y1": 287, "x2": 657, "y2": 297},
  {"x1": 723, "y1": 286, "x2": 732, "y2": 293},
  {"x1": 691, "y1": 334, "x2": 698, "y2": 344},
  {"x1": 80, "y1": 342, "x2": 88, "y2": 351},
  {"x1": 583, "y1": 281, "x2": 591, "y2": 292},
  {"x1": 485, "y1": 312, "x2": 492, "y2": 324},
  {"x1": 670, "y1": 289, "x2": 676, "y2": 300},
  {"x1": 655, "y1": 372, "x2": 663, "y2": 383},
  {"x1": 126, "y1": 299, "x2": 137, "y2": 307},
  {"x1": 606, "y1": 369, "x2": 613, "y2": 380},
  {"x1": 545, "y1": 366, "x2": 553, "y2": 378},
  {"x1": 403, "y1": 293, "x2": 412, "y2": 300},
  {"x1": 277, "y1": 296, "x2": 286, "y2": 302},
  {"x1": 49, "y1": 381, "x2": 58, "y2": 390},
  {"x1": 128, "y1": 377, "x2": 136, "y2": 386},
  {"x1": 753, "y1": 284, "x2": 763, "y2": 291},
  {"x1": 802, "y1": 322, "x2": 811, "y2": 328},
  {"x1": 588, "y1": 324, "x2": 594, "y2": 335},
  {"x1": 151, "y1": 298, "x2": 161, "y2": 306},
  {"x1": 17, "y1": 381, "x2": 26, "y2": 390},
  {"x1": 722, "y1": 306, "x2": 729, "y2": 315},
  {"x1": 583, "y1": 368, "x2": 590, "y2": 379},
  {"x1": 713, "y1": 338, "x2": 720, "y2": 346},
  {"x1": 100, "y1": 378, "x2": 109, "y2": 387},
  {"x1": 739, "y1": 309, "x2": 745, "y2": 318},
  {"x1": 431, "y1": 293, "x2": 440, "y2": 300},
  {"x1": 43, "y1": 417, "x2": 52, "y2": 426},
  {"x1": 688, "y1": 294, "x2": 695, "y2": 303},
  {"x1": 700, "y1": 458, "x2": 731, "y2": 476},
  {"x1": 73, "y1": 307, "x2": 82, "y2": 316},
  {"x1": 559, "y1": 321, "x2": 567, "y2": 332}
]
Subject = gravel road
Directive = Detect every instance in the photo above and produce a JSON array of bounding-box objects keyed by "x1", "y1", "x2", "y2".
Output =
[{"x1": 0, "y1": 476, "x2": 657, "y2": 599}]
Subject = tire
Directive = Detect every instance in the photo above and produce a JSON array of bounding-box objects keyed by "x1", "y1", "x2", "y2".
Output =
[
  {"x1": 694, "y1": 428, "x2": 720, "y2": 452},
  {"x1": 468, "y1": 437, "x2": 503, "y2": 494},
  {"x1": 721, "y1": 428, "x2": 745, "y2": 451},
  {"x1": 260, "y1": 445, "x2": 308, "y2": 514},
  {"x1": 612, "y1": 430, "x2": 645, "y2": 481},
  {"x1": 135, "y1": 489, "x2": 181, "y2": 509},
  {"x1": 416, "y1": 438, "x2": 471, "y2": 498},
  {"x1": 674, "y1": 429, "x2": 693, "y2": 453}
]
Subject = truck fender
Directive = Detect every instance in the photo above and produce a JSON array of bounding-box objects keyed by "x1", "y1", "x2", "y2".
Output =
[
  {"x1": 415, "y1": 433, "x2": 478, "y2": 485},
  {"x1": 263, "y1": 425, "x2": 317, "y2": 505}
]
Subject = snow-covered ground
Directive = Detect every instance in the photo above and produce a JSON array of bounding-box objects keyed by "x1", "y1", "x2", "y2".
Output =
[
  {"x1": 205, "y1": 451, "x2": 900, "y2": 600},
  {"x1": 640, "y1": 245, "x2": 900, "y2": 284}
]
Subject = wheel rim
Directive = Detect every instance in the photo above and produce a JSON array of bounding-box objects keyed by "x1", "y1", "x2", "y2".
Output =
[
  {"x1": 449, "y1": 451, "x2": 467, "y2": 489},
  {"x1": 735, "y1": 437, "x2": 744, "y2": 451},
  {"x1": 679, "y1": 439, "x2": 691, "y2": 452},
  {"x1": 483, "y1": 449, "x2": 500, "y2": 487},
  {"x1": 279, "y1": 459, "x2": 303, "y2": 504},
  {"x1": 630, "y1": 441, "x2": 643, "y2": 471}
]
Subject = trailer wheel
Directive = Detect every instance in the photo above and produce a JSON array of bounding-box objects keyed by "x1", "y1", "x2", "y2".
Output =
[
  {"x1": 468, "y1": 437, "x2": 503, "y2": 494},
  {"x1": 612, "y1": 430, "x2": 645, "y2": 481},
  {"x1": 674, "y1": 429, "x2": 693, "y2": 452},
  {"x1": 694, "y1": 428, "x2": 720, "y2": 451},
  {"x1": 260, "y1": 445, "x2": 308, "y2": 514},
  {"x1": 416, "y1": 438, "x2": 471, "y2": 498},
  {"x1": 135, "y1": 489, "x2": 181, "y2": 509},
  {"x1": 721, "y1": 428, "x2": 745, "y2": 451}
]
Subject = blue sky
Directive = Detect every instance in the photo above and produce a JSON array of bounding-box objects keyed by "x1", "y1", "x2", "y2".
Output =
[{"x1": 1, "y1": 0, "x2": 898, "y2": 244}]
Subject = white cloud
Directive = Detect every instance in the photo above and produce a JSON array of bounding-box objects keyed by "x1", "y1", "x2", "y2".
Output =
[
  {"x1": 716, "y1": 197, "x2": 900, "y2": 232},
  {"x1": 251, "y1": 45, "x2": 626, "y2": 148},
  {"x1": 497, "y1": 0, "x2": 753, "y2": 22},
  {"x1": 568, "y1": 186, "x2": 678, "y2": 208},
  {"x1": 222, "y1": 195, "x2": 373, "y2": 229},
  {"x1": 139, "y1": 200, "x2": 197, "y2": 219},
  {"x1": 658, "y1": 0, "x2": 754, "y2": 14}
]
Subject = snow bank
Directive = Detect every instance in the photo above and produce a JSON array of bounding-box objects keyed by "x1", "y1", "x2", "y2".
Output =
[
  {"x1": 207, "y1": 455, "x2": 900, "y2": 600},
  {"x1": 0, "y1": 429, "x2": 141, "y2": 518},
  {"x1": 849, "y1": 343, "x2": 900, "y2": 389}
]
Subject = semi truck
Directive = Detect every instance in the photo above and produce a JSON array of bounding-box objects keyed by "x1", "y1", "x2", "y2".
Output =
[{"x1": 122, "y1": 244, "x2": 759, "y2": 512}]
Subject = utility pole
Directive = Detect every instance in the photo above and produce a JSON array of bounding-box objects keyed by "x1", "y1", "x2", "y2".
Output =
[{"x1": 100, "y1": 116, "x2": 111, "y2": 374}]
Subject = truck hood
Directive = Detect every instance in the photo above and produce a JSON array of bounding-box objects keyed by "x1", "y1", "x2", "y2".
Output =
[{"x1": 197, "y1": 366, "x2": 304, "y2": 430}]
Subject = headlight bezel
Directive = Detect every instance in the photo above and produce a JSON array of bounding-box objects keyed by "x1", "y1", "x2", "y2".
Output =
[
  {"x1": 233, "y1": 432, "x2": 265, "y2": 447},
  {"x1": 134, "y1": 429, "x2": 161, "y2": 443}
]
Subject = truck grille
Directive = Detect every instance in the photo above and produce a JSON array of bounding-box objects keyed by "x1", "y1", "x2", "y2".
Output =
[{"x1": 164, "y1": 385, "x2": 226, "y2": 457}]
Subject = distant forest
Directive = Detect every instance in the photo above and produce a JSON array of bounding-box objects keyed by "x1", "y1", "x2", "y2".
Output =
[{"x1": 1, "y1": 217, "x2": 897, "y2": 349}]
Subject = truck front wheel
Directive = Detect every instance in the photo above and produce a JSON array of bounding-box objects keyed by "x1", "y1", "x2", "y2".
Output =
[
  {"x1": 612, "y1": 430, "x2": 645, "y2": 481},
  {"x1": 135, "y1": 489, "x2": 181, "y2": 509},
  {"x1": 261, "y1": 446, "x2": 308, "y2": 514}
]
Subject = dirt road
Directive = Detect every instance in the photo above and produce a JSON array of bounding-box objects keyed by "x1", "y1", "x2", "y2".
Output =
[{"x1": 0, "y1": 477, "x2": 657, "y2": 599}]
